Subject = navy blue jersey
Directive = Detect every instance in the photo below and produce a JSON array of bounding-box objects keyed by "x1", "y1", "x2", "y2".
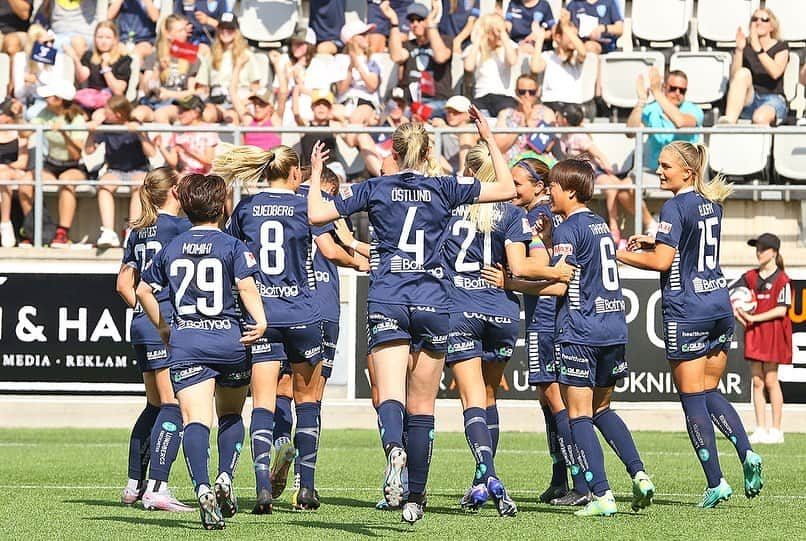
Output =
[
  {"x1": 439, "y1": 0, "x2": 480, "y2": 38},
  {"x1": 226, "y1": 189, "x2": 333, "y2": 326},
  {"x1": 505, "y1": 0, "x2": 555, "y2": 42},
  {"x1": 566, "y1": 0, "x2": 622, "y2": 52},
  {"x1": 523, "y1": 202, "x2": 557, "y2": 332},
  {"x1": 334, "y1": 172, "x2": 481, "y2": 309},
  {"x1": 299, "y1": 185, "x2": 340, "y2": 323},
  {"x1": 142, "y1": 226, "x2": 261, "y2": 364},
  {"x1": 443, "y1": 202, "x2": 530, "y2": 318},
  {"x1": 654, "y1": 188, "x2": 732, "y2": 323},
  {"x1": 122, "y1": 212, "x2": 192, "y2": 344},
  {"x1": 550, "y1": 208, "x2": 627, "y2": 346}
]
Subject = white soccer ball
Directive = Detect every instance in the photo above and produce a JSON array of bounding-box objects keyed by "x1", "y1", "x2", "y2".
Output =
[{"x1": 730, "y1": 286, "x2": 757, "y2": 314}]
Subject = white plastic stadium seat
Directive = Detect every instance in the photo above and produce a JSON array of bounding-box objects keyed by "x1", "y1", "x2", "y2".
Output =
[
  {"x1": 763, "y1": 0, "x2": 806, "y2": 43},
  {"x1": 708, "y1": 128, "x2": 771, "y2": 177},
  {"x1": 669, "y1": 51, "x2": 731, "y2": 105},
  {"x1": 783, "y1": 53, "x2": 800, "y2": 104},
  {"x1": 773, "y1": 132, "x2": 806, "y2": 181},
  {"x1": 697, "y1": 0, "x2": 759, "y2": 44},
  {"x1": 579, "y1": 52, "x2": 598, "y2": 104},
  {"x1": 600, "y1": 51, "x2": 665, "y2": 109},
  {"x1": 237, "y1": 0, "x2": 299, "y2": 43},
  {"x1": 590, "y1": 125, "x2": 634, "y2": 177},
  {"x1": 0, "y1": 54, "x2": 9, "y2": 100},
  {"x1": 631, "y1": 0, "x2": 692, "y2": 44}
]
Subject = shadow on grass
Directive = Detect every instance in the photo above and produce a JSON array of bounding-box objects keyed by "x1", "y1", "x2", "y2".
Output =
[
  {"x1": 284, "y1": 519, "x2": 412, "y2": 537},
  {"x1": 86, "y1": 515, "x2": 198, "y2": 530},
  {"x1": 64, "y1": 499, "x2": 134, "y2": 509}
]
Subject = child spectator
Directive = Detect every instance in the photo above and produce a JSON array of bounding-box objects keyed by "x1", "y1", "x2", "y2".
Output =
[
  {"x1": 0, "y1": 98, "x2": 28, "y2": 247},
  {"x1": 173, "y1": 0, "x2": 228, "y2": 55},
  {"x1": 13, "y1": 25, "x2": 72, "y2": 120},
  {"x1": 464, "y1": 13, "x2": 519, "y2": 117},
  {"x1": 432, "y1": 95, "x2": 478, "y2": 173},
  {"x1": 292, "y1": 88, "x2": 344, "y2": 168},
  {"x1": 336, "y1": 20, "x2": 381, "y2": 127},
  {"x1": 108, "y1": 0, "x2": 160, "y2": 64},
  {"x1": 495, "y1": 73, "x2": 556, "y2": 163},
  {"x1": 564, "y1": 0, "x2": 623, "y2": 53},
  {"x1": 85, "y1": 95, "x2": 155, "y2": 248},
  {"x1": 154, "y1": 95, "x2": 218, "y2": 175},
  {"x1": 232, "y1": 86, "x2": 285, "y2": 151}
]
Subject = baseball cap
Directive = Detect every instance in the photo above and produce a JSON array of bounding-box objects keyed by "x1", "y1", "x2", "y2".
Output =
[
  {"x1": 340, "y1": 20, "x2": 376, "y2": 44},
  {"x1": 37, "y1": 80, "x2": 76, "y2": 101},
  {"x1": 391, "y1": 87, "x2": 406, "y2": 102},
  {"x1": 0, "y1": 97, "x2": 16, "y2": 117},
  {"x1": 249, "y1": 89, "x2": 274, "y2": 105},
  {"x1": 747, "y1": 233, "x2": 780, "y2": 251},
  {"x1": 218, "y1": 12, "x2": 238, "y2": 30},
  {"x1": 292, "y1": 25, "x2": 317, "y2": 45},
  {"x1": 174, "y1": 95, "x2": 205, "y2": 113},
  {"x1": 445, "y1": 95, "x2": 471, "y2": 113},
  {"x1": 406, "y1": 3, "x2": 429, "y2": 20},
  {"x1": 311, "y1": 89, "x2": 335, "y2": 106}
]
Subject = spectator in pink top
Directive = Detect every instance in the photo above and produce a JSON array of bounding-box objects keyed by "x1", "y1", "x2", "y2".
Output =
[
  {"x1": 230, "y1": 51, "x2": 287, "y2": 150},
  {"x1": 154, "y1": 95, "x2": 218, "y2": 175}
]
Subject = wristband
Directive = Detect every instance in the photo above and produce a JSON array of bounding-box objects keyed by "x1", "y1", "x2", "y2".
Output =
[
  {"x1": 350, "y1": 239, "x2": 359, "y2": 250},
  {"x1": 391, "y1": 23, "x2": 399, "y2": 28},
  {"x1": 100, "y1": 67, "x2": 112, "y2": 75}
]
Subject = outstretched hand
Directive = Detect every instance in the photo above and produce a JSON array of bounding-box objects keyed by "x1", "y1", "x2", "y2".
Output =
[
  {"x1": 468, "y1": 104, "x2": 492, "y2": 142},
  {"x1": 310, "y1": 140, "x2": 330, "y2": 181}
]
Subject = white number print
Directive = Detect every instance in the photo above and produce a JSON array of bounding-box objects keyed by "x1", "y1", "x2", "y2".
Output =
[
  {"x1": 170, "y1": 258, "x2": 224, "y2": 316},
  {"x1": 453, "y1": 220, "x2": 492, "y2": 272},
  {"x1": 697, "y1": 216, "x2": 719, "y2": 272},
  {"x1": 600, "y1": 236, "x2": 620, "y2": 291},
  {"x1": 259, "y1": 220, "x2": 285, "y2": 275},
  {"x1": 134, "y1": 241, "x2": 162, "y2": 273},
  {"x1": 398, "y1": 207, "x2": 425, "y2": 265}
]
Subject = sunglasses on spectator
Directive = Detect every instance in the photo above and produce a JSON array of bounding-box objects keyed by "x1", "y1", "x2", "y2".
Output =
[
  {"x1": 407, "y1": 16, "x2": 425, "y2": 23},
  {"x1": 517, "y1": 89, "x2": 537, "y2": 96},
  {"x1": 667, "y1": 85, "x2": 687, "y2": 95},
  {"x1": 751, "y1": 16, "x2": 770, "y2": 23}
]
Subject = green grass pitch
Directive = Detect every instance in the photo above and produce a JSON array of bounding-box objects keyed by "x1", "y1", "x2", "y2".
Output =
[{"x1": 0, "y1": 427, "x2": 802, "y2": 540}]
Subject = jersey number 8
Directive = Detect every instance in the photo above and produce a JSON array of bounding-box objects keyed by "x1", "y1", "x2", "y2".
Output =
[{"x1": 260, "y1": 221, "x2": 285, "y2": 275}]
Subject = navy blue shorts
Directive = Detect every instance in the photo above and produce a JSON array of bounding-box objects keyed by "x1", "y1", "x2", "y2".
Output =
[
  {"x1": 556, "y1": 342, "x2": 628, "y2": 388},
  {"x1": 446, "y1": 312, "x2": 518, "y2": 364},
  {"x1": 133, "y1": 342, "x2": 170, "y2": 372},
  {"x1": 251, "y1": 322, "x2": 324, "y2": 366},
  {"x1": 170, "y1": 359, "x2": 251, "y2": 394},
  {"x1": 367, "y1": 302, "x2": 449, "y2": 354},
  {"x1": 366, "y1": 2, "x2": 411, "y2": 36},
  {"x1": 664, "y1": 316, "x2": 734, "y2": 361},
  {"x1": 526, "y1": 330, "x2": 557, "y2": 385}
]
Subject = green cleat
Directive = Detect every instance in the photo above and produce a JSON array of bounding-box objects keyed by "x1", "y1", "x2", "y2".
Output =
[
  {"x1": 698, "y1": 478, "x2": 733, "y2": 508},
  {"x1": 743, "y1": 450, "x2": 764, "y2": 499},
  {"x1": 574, "y1": 490, "x2": 617, "y2": 517},
  {"x1": 631, "y1": 471, "x2": 655, "y2": 511}
]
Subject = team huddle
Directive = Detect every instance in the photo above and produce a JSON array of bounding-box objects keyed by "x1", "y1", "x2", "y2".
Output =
[{"x1": 117, "y1": 108, "x2": 764, "y2": 530}]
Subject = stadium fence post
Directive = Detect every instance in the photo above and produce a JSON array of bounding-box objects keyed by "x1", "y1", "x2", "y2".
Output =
[{"x1": 34, "y1": 125, "x2": 45, "y2": 248}]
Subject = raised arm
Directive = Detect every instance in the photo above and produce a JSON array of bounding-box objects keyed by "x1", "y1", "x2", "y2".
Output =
[
  {"x1": 469, "y1": 106, "x2": 516, "y2": 203},
  {"x1": 307, "y1": 142, "x2": 342, "y2": 225}
]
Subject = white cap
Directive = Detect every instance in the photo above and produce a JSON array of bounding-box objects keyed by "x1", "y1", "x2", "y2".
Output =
[
  {"x1": 38, "y1": 80, "x2": 76, "y2": 101},
  {"x1": 340, "y1": 20, "x2": 376, "y2": 44},
  {"x1": 306, "y1": 27, "x2": 317, "y2": 45},
  {"x1": 445, "y1": 95, "x2": 471, "y2": 113}
]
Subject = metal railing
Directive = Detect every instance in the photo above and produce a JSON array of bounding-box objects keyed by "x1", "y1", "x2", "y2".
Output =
[{"x1": 2, "y1": 123, "x2": 806, "y2": 247}]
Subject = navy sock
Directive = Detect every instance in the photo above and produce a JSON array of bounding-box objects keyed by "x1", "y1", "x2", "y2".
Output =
[
  {"x1": 705, "y1": 388, "x2": 753, "y2": 460},
  {"x1": 274, "y1": 395, "x2": 294, "y2": 446},
  {"x1": 128, "y1": 403, "x2": 159, "y2": 481},
  {"x1": 556, "y1": 409, "x2": 587, "y2": 494},
  {"x1": 680, "y1": 391, "x2": 723, "y2": 488},
  {"x1": 376, "y1": 399, "x2": 405, "y2": 453},
  {"x1": 148, "y1": 403, "x2": 182, "y2": 483},
  {"x1": 294, "y1": 402, "x2": 321, "y2": 490},
  {"x1": 570, "y1": 416, "x2": 610, "y2": 497},
  {"x1": 183, "y1": 422, "x2": 211, "y2": 493},
  {"x1": 402, "y1": 411, "x2": 409, "y2": 449},
  {"x1": 593, "y1": 407, "x2": 645, "y2": 477},
  {"x1": 463, "y1": 407, "x2": 496, "y2": 484},
  {"x1": 217, "y1": 414, "x2": 244, "y2": 478},
  {"x1": 486, "y1": 405, "x2": 500, "y2": 456},
  {"x1": 542, "y1": 405, "x2": 567, "y2": 487},
  {"x1": 250, "y1": 407, "x2": 274, "y2": 494},
  {"x1": 406, "y1": 414, "x2": 435, "y2": 496}
]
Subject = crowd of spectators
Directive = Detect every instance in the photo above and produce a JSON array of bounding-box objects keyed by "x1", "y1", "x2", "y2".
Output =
[{"x1": 0, "y1": 1, "x2": 800, "y2": 249}]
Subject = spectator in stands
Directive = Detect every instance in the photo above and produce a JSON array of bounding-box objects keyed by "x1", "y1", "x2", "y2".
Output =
[
  {"x1": 292, "y1": 89, "x2": 343, "y2": 168},
  {"x1": 367, "y1": 0, "x2": 413, "y2": 54},
  {"x1": 66, "y1": 21, "x2": 133, "y2": 122},
  {"x1": 563, "y1": 0, "x2": 623, "y2": 54},
  {"x1": 351, "y1": 86, "x2": 410, "y2": 176},
  {"x1": 383, "y1": 1, "x2": 453, "y2": 117},
  {"x1": 231, "y1": 81, "x2": 286, "y2": 152},
  {"x1": 0, "y1": 98, "x2": 27, "y2": 248},
  {"x1": 627, "y1": 67, "x2": 703, "y2": 172},
  {"x1": 439, "y1": 0, "x2": 479, "y2": 53},
  {"x1": 431, "y1": 95, "x2": 478, "y2": 173},
  {"x1": 0, "y1": 0, "x2": 32, "y2": 96},
  {"x1": 154, "y1": 95, "x2": 218, "y2": 175},
  {"x1": 276, "y1": 26, "x2": 316, "y2": 125},
  {"x1": 722, "y1": 8, "x2": 789, "y2": 126},
  {"x1": 85, "y1": 95, "x2": 155, "y2": 248},
  {"x1": 20, "y1": 80, "x2": 87, "y2": 248},
  {"x1": 173, "y1": 0, "x2": 227, "y2": 56},
  {"x1": 196, "y1": 13, "x2": 261, "y2": 124},
  {"x1": 504, "y1": 0, "x2": 554, "y2": 51},
  {"x1": 133, "y1": 14, "x2": 200, "y2": 124},
  {"x1": 530, "y1": 19, "x2": 589, "y2": 115},
  {"x1": 34, "y1": 0, "x2": 99, "y2": 52},
  {"x1": 495, "y1": 73, "x2": 556, "y2": 163},
  {"x1": 108, "y1": 0, "x2": 160, "y2": 65},
  {"x1": 309, "y1": 0, "x2": 345, "y2": 55},
  {"x1": 13, "y1": 25, "x2": 72, "y2": 121},
  {"x1": 464, "y1": 13, "x2": 518, "y2": 117},
  {"x1": 336, "y1": 21, "x2": 382, "y2": 127}
]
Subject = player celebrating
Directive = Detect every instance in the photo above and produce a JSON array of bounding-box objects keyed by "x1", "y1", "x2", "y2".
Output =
[
  {"x1": 307, "y1": 106, "x2": 517, "y2": 524},
  {"x1": 137, "y1": 174, "x2": 267, "y2": 530},
  {"x1": 117, "y1": 167, "x2": 193, "y2": 512},
  {"x1": 617, "y1": 141, "x2": 763, "y2": 507}
]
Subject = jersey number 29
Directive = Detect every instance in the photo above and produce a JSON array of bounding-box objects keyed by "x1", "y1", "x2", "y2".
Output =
[{"x1": 170, "y1": 258, "x2": 224, "y2": 316}]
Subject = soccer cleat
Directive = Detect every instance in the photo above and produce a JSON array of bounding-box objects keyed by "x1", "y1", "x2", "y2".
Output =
[
  {"x1": 742, "y1": 451, "x2": 764, "y2": 499},
  {"x1": 214, "y1": 472, "x2": 238, "y2": 518},
  {"x1": 459, "y1": 484, "x2": 488, "y2": 510},
  {"x1": 698, "y1": 478, "x2": 733, "y2": 509},
  {"x1": 141, "y1": 487, "x2": 195, "y2": 512},
  {"x1": 96, "y1": 228, "x2": 121, "y2": 249},
  {"x1": 197, "y1": 485, "x2": 225, "y2": 530},
  {"x1": 574, "y1": 490, "x2": 617, "y2": 517},
  {"x1": 401, "y1": 501, "x2": 425, "y2": 524},
  {"x1": 551, "y1": 489, "x2": 591, "y2": 507},
  {"x1": 631, "y1": 471, "x2": 655, "y2": 511},
  {"x1": 383, "y1": 446, "x2": 407, "y2": 507},
  {"x1": 252, "y1": 488, "x2": 273, "y2": 514},
  {"x1": 120, "y1": 485, "x2": 142, "y2": 505},
  {"x1": 539, "y1": 484, "x2": 569, "y2": 504},
  {"x1": 270, "y1": 440, "x2": 296, "y2": 499},
  {"x1": 486, "y1": 477, "x2": 517, "y2": 517},
  {"x1": 292, "y1": 487, "x2": 321, "y2": 510}
]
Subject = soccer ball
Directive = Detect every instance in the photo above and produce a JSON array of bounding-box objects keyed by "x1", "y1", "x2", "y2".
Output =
[{"x1": 730, "y1": 286, "x2": 757, "y2": 314}]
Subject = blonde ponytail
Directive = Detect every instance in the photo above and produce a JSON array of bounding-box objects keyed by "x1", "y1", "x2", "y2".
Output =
[
  {"x1": 667, "y1": 141, "x2": 733, "y2": 203},
  {"x1": 463, "y1": 142, "x2": 500, "y2": 234},
  {"x1": 392, "y1": 123, "x2": 430, "y2": 172},
  {"x1": 131, "y1": 167, "x2": 178, "y2": 229},
  {"x1": 213, "y1": 144, "x2": 301, "y2": 190}
]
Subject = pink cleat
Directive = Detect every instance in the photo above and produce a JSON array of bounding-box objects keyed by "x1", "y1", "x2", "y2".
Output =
[
  {"x1": 121, "y1": 486, "x2": 142, "y2": 505},
  {"x1": 142, "y1": 488, "x2": 195, "y2": 512}
]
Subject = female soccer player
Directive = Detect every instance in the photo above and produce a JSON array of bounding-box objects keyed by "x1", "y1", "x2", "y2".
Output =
[
  {"x1": 307, "y1": 106, "x2": 517, "y2": 524},
  {"x1": 137, "y1": 174, "x2": 267, "y2": 530},
  {"x1": 117, "y1": 167, "x2": 193, "y2": 512},
  {"x1": 617, "y1": 141, "x2": 763, "y2": 507},
  {"x1": 215, "y1": 145, "x2": 355, "y2": 513}
]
